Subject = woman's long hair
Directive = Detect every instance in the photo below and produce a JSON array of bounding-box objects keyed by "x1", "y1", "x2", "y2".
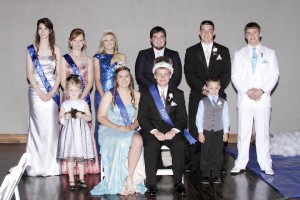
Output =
[
  {"x1": 35, "y1": 18, "x2": 56, "y2": 60},
  {"x1": 98, "y1": 30, "x2": 119, "y2": 55},
  {"x1": 111, "y1": 66, "x2": 135, "y2": 110}
]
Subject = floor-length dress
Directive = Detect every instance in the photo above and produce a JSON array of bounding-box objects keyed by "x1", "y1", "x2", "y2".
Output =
[
  {"x1": 61, "y1": 55, "x2": 100, "y2": 174},
  {"x1": 90, "y1": 105, "x2": 146, "y2": 195},
  {"x1": 26, "y1": 55, "x2": 60, "y2": 176},
  {"x1": 93, "y1": 53, "x2": 115, "y2": 159}
]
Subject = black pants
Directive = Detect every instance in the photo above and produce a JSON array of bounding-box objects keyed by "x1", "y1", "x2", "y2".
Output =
[
  {"x1": 143, "y1": 133, "x2": 186, "y2": 188},
  {"x1": 200, "y1": 129, "x2": 224, "y2": 177}
]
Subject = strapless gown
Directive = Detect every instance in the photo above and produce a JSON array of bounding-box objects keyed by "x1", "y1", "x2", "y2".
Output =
[
  {"x1": 61, "y1": 55, "x2": 100, "y2": 174},
  {"x1": 26, "y1": 55, "x2": 60, "y2": 176},
  {"x1": 90, "y1": 105, "x2": 146, "y2": 195}
]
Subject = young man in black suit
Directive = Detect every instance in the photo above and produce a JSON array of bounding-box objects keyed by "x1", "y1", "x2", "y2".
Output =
[
  {"x1": 184, "y1": 20, "x2": 231, "y2": 172},
  {"x1": 138, "y1": 56, "x2": 187, "y2": 198},
  {"x1": 135, "y1": 26, "x2": 182, "y2": 92}
]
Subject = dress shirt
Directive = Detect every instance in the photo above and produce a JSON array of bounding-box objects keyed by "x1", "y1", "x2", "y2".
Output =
[
  {"x1": 150, "y1": 85, "x2": 180, "y2": 134},
  {"x1": 153, "y1": 47, "x2": 165, "y2": 58},
  {"x1": 202, "y1": 42, "x2": 213, "y2": 56},
  {"x1": 196, "y1": 95, "x2": 230, "y2": 134},
  {"x1": 248, "y1": 43, "x2": 261, "y2": 58}
]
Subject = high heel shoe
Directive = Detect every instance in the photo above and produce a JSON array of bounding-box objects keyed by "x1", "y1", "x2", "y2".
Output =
[
  {"x1": 78, "y1": 179, "x2": 87, "y2": 188},
  {"x1": 125, "y1": 178, "x2": 135, "y2": 194}
]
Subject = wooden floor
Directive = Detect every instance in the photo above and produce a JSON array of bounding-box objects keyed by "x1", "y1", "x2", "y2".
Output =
[{"x1": 0, "y1": 144, "x2": 296, "y2": 200}]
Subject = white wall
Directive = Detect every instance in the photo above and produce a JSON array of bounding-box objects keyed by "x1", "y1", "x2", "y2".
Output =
[{"x1": 0, "y1": 0, "x2": 299, "y2": 134}]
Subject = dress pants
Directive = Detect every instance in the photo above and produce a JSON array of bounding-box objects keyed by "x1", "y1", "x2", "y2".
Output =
[
  {"x1": 187, "y1": 94, "x2": 202, "y2": 169},
  {"x1": 200, "y1": 130, "x2": 224, "y2": 177},
  {"x1": 235, "y1": 106, "x2": 272, "y2": 170},
  {"x1": 143, "y1": 133, "x2": 186, "y2": 187}
]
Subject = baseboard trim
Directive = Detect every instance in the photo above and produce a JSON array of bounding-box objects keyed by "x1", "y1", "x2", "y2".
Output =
[
  {"x1": 0, "y1": 134, "x2": 27, "y2": 143},
  {"x1": 0, "y1": 133, "x2": 238, "y2": 144}
]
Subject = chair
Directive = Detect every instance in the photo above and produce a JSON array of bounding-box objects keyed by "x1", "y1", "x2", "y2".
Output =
[
  {"x1": 4, "y1": 153, "x2": 31, "y2": 200},
  {"x1": 100, "y1": 159, "x2": 105, "y2": 181},
  {"x1": 0, "y1": 166, "x2": 23, "y2": 200},
  {"x1": 156, "y1": 145, "x2": 184, "y2": 183}
]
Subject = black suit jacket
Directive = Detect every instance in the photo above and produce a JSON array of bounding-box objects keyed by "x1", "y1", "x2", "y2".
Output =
[
  {"x1": 135, "y1": 47, "x2": 182, "y2": 91},
  {"x1": 184, "y1": 42, "x2": 231, "y2": 100},
  {"x1": 138, "y1": 85, "x2": 187, "y2": 138}
]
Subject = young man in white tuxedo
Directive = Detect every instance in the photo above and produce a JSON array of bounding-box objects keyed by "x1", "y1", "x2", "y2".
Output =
[{"x1": 231, "y1": 22, "x2": 279, "y2": 176}]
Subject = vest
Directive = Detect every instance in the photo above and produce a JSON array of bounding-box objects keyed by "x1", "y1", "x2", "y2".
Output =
[{"x1": 202, "y1": 97, "x2": 225, "y2": 132}]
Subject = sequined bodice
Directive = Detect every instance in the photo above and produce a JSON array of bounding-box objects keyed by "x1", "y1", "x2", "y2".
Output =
[
  {"x1": 95, "y1": 54, "x2": 115, "y2": 92},
  {"x1": 65, "y1": 56, "x2": 89, "y2": 87}
]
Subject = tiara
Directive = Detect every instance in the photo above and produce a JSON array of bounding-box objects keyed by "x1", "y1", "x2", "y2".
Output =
[
  {"x1": 104, "y1": 29, "x2": 113, "y2": 33},
  {"x1": 115, "y1": 62, "x2": 127, "y2": 70}
]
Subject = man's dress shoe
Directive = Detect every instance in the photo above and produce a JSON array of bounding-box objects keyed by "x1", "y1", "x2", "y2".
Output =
[
  {"x1": 174, "y1": 183, "x2": 186, "y2": 197},
  {"x1": 145, "y1": 187, "x2": 157, "y2": 198}
]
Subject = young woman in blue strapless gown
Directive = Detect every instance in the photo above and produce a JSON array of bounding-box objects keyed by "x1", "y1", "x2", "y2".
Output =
[
  {"x1": 90, "y1": 65, "x2": 146, "y2": 196},
  {"x1": 93, "y1": 30, "x2": 126, "y2": 160}
]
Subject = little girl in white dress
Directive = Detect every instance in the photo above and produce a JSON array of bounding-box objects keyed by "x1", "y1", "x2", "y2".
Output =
[{"x1": 57, "y1": 75, "x2": 94, "y2": 189}]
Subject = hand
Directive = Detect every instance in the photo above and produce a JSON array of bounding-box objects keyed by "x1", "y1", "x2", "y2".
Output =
[
  {"x1": 165, "y1": 130, "x2": 176, "y2": 140},
  {"x1": 223, "y1": 133, "x2": 228, "y2": 142},
  {"x1": 117, "y1": 125, "x2": 130, "y2": 132},
  {"x1": 246, "y1": 88, "x2": 263, "y2": 101},
  {"x1": 202, "y1": 85, "x2": 208, "y2": 96},
  {"x1": 37, "y1": 91, "x2": 48, "y2": 102},
  {"x1": 76, "y1": 112, "x2": 83, "y2": 118},
  {"x1": 65, "y1": 113, "x2": 72, "y2": 120},
  {"x1": 198, "y1": 132, "x2": 205, "y2": 143},
  {"x1": 153, "y1": 130, "x2": 166, "y2": 141}
]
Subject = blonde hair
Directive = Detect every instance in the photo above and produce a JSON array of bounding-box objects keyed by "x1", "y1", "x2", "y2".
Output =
[
  {"x1": 66, "y1": 75, "x2": 82, "y2": 90},
  {"x1": 98, "y1": 30, "x2": 119, "y2": 55}
]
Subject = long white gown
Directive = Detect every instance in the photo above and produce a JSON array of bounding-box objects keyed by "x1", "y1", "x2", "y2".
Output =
[{"x1": 26, "y1": 55, "x2": 60, "y2": 176}]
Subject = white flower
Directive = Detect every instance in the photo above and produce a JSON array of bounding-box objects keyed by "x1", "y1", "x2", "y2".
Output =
[
  {"x1": 168, "y1": 93, "x2": 173, "y2": 101},
  {"x1": 213, "y1": 47, "x2": 218, "y2": 53},
  {"x1": 115, "y1": 62, "x2": 127, "y2": 70},
  {"x1": 217, "y1": 101, "x2": 222, "y2": 108}
]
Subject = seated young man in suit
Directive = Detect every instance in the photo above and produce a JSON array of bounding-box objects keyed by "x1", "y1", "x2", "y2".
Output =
[{"x1": 138, "y1": 56, "x2": 187, "y2": 198}]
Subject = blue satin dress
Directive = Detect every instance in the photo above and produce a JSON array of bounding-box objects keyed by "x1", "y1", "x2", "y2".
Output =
[{"x1": 94, "y1": 53, "x2": 115, "y2": 158}]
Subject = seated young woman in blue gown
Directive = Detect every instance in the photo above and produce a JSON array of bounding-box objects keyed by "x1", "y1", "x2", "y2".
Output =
[{"x1": 90, "y1": 63, "x2": 146, "y2": 196}]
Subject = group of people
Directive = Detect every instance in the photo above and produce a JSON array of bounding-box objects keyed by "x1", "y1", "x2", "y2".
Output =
[{"x1": 25, "y1": 17, "x2": 279, "y2": 198}]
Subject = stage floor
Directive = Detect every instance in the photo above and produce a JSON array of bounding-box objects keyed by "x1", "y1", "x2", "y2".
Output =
[{"x1": 0, "y1": 144, "x2": 294, "y2": 200}]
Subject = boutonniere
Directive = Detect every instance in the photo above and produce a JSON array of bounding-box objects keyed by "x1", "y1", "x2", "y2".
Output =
[
  {"x1": 212, "y1": 47, "x2": 218, "y2": 56},
  {"x1": 217, "y1": 100, "x2": 222, "y2": 108},
  {"x1": 168, "y1": 93, "x2": 173, "y2": 101}
]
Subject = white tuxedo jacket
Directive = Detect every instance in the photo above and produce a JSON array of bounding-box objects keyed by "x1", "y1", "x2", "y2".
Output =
[{"x1": 231, "y1": 45, "x2": 279, "y2": 108}]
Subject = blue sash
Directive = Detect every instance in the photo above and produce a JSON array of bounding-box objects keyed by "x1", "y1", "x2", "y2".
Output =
[
  {"x1": 149, "y1": 84, "x2": 197, "y2": 145},
  {"x1": 110, "y1": 89, "x2": 131, "y2": 126},
  {"x1": 63, "y1": 54, "x2": 91, "y2": 109},
  {"x1": 27, "y1": 44, "x2": 60, "y2": 106}
]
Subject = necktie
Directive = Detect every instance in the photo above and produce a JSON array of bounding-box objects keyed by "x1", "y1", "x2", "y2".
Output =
[
  {"x1": 161, "y1": 90, "x2": 166, "y2": 107},
  {"x1": 205, "y1": 47, "x2": 210, "y2": 67},
  {"x1": 251, "y1": 48, "x2": 257, "y2": 73},
  {"x1": 212, "y1": 97, "x2": 216, "y2": 106}
]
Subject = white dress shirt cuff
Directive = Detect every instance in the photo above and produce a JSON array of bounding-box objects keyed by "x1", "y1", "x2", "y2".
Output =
[{"x1": 150, "y1": 129, "x2": 158, "y2": 134}]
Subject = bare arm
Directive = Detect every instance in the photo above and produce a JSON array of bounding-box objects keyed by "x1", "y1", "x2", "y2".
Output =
[
  {"x1": 94, "y1": 57, "x2": 104, "y2": 97},
  {"x1": 60, "y1": 55, "x2": 67, "y2": 91},
  {"x1": 81, "y1": 56, "x2": 94, "y2": 99}
]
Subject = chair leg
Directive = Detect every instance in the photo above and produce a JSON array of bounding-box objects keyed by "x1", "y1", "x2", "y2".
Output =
[{"x1": 15, "y1": 187, "x2": 20, "y2": 200}]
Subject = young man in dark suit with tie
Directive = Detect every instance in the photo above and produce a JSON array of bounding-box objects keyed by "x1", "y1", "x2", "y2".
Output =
[
  {"x1": 138, "y1": 56, "x2": 187, "y2": 198},
  {"x1": 184, "y1": 20, "x2": 231, "y2": 173},
  {"x1": 135, "y1": 26, "x2": 182, "y2": 92}
]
